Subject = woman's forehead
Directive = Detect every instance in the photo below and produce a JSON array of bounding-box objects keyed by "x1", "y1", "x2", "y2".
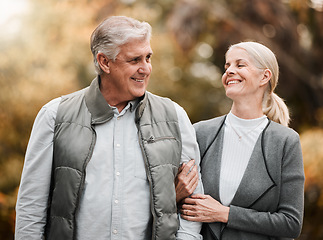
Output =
[{"x1": 226, "y1": 48, "x2": 250, "y2": 61}]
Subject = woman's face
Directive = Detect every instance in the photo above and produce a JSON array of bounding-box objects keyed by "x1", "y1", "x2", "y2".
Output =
[{"x1": 222, "y1": 47, "x2": 267, "y2": 101}]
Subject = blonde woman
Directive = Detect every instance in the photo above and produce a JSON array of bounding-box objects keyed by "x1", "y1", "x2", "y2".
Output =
[{"x1": 180, "y1": 42, "x2": 305, "y2": 240}]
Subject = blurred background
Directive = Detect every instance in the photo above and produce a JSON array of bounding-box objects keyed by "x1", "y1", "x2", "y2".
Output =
[{"x1": 0, "y1": 0, "x2": 323, "y2": 239}]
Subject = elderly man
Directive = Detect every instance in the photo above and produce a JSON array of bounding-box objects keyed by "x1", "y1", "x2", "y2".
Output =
[{"x1": 15, "y1": 16, "x2": 203, "y2": 240}]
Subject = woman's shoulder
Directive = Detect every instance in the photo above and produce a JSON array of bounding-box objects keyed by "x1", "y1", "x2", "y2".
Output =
[
  {"x1": 267, "y1": 120, "x2": 299, "y2": 137},
  {"x1": 194, "y1": 115, "x2": 226, "y2": 132},
  {"x1": 193, "y1": 116, "x2": 226, "y2": 144},
  {"x1": 265, "y1": 120, "x2": 300, "y2": 145}
]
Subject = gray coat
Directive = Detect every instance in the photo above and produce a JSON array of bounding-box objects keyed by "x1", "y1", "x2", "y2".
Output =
[{"x1": 194, "y1": 115, "x2": 304, "y2": 240}]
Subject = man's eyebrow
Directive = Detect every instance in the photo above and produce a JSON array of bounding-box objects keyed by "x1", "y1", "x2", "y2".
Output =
[
  {"x1": 132, "y1": 51, "x2": 153, "y2": 57},
  {"x1": 126, "y1": 55, "x2": 141, "y2": 60}
]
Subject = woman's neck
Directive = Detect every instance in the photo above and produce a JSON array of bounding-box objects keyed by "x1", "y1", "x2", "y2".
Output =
[{"x1": 231, "y1": 101, "x2": 264, "y2": 120}]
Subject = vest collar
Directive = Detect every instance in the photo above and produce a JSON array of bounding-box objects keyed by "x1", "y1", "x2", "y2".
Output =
[
  {"x1": 135, "y1": 92, "x2": 148, "y2": 123},
  {"x1": 84, "y1": 76, "x2": 114, "y2": 124},
  {"x1": 85, "y1": 76, "x2": 148, "y2": 124}
]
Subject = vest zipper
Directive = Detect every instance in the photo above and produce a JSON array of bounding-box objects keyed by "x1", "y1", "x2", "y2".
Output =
[{"x1": 137, "y1": 128, "x2": 157, "y2": 240}]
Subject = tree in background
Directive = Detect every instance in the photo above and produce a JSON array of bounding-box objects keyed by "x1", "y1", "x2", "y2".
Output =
[
  {"x1": 165, "y1": 0, "x2": 323, "y2": 128},
  {"x1": 0, "y1": 0, "x2": 322, "y2": 238}
]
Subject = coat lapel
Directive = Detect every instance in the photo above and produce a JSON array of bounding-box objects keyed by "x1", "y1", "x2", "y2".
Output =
[
  {"x1": 230, "y1": 130, "x2": 276, "y2": 208},
  {"x1": 199, "y1": 117, "x2": 226, "y2": 240},
  {"x1": 200, "y1": 120, "x2": 225, "y2": 203}
]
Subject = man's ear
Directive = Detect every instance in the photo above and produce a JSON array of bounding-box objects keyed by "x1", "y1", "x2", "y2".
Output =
[
  {"x1": 260, "y1": 69, "x2": 272, "y2": 87},
  {"x1": 97, "y1": 53, "x2": 110, "y2": 74}
]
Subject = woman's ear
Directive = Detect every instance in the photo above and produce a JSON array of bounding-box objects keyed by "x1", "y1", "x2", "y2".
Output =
[
  {"x1": 260, "y1": 69, "x2": 272, "y2": 87},
  {"x1": 97, "y1": 53, "x2": 110, "y2": 74}
]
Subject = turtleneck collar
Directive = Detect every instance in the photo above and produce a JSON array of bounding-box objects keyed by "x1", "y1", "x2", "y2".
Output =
[{"x1": 228, "y1": 111, "x2": 267, "y2": 129}]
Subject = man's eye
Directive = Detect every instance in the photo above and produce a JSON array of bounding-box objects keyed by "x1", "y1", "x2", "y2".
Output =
[
  {"x1": 238, "y1": 64, "x2": 245, "y2": 68},
  {"x1": 146, "y1": 55, "x2": 152, "y2": 62}
]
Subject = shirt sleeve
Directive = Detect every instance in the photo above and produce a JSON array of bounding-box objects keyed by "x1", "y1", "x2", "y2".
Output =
[
  {"x1": 173, "y1": 102, "x2": 203, "y2": 240},
  {"x1": 15, "y1": 98, "x2": 60, "y2": 240}
]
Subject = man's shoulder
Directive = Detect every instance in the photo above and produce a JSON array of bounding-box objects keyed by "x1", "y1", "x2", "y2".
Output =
[
  {"x1": 56, "y1": 87, "x2": 90, "y2": 114},
  {"x1": 61, "y1": 87, "x2": 89, "y2": 102},
  {"x1": 41, "y1": 87, "x2": 87, "y2": 111},
  {"x1": 146, "y1": 91, "x2": 190, "y2": 117},
  {"x1": 43, "y1": 97, "x2": 61, "y2": 109},
  {"x1": 146, "y1": 91, "x2": 172, "y2": 102},
  {"x1": 145, "y1": 91, "x2": 177, "y2": 110},
  {"x1": 146, "y1": 91, "x2": 186, "y2": 111},
  {"x1": 53, "y1": 86, "x2": 91, "y2": 125}
]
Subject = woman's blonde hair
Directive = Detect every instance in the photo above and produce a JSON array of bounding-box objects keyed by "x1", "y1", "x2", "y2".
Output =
[{"x1": 228, "y1": 41, "x2": 290, "y2": 126}]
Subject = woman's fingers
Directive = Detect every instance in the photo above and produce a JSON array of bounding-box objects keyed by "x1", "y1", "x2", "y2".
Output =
[{"x1": 175, "y1": 160, "x2": 199, "y2": 202}]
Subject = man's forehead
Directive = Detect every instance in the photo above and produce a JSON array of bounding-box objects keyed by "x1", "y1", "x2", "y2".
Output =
[{"x1": 121, "y1": 43, "x2": 153, "y2": 57}]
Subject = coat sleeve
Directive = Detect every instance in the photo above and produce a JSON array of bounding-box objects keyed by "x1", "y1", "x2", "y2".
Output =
[{"x1": 227, "y1": 131, "x2": 305, "y2": 238}]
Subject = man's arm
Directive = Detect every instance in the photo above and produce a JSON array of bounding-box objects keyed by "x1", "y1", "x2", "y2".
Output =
[
  {"x1": 15, "y1": 98, "x2": 60, "y2": 240},
  {"x1": 173, "y1": 102, "x2": 203, "y2": 240}
]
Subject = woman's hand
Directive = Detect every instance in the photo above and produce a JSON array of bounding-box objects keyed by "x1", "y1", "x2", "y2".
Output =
[
  {"x1": 180, "y1": 194, "x2": 230, "y2": 223},
  {"x1": 175, "y1": 159, "x2": 199, "y2": 203}
]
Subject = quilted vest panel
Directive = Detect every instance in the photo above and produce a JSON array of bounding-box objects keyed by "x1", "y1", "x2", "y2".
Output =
[{"x1": 136, "y1": 93, "x2": 182, "y2": 240}]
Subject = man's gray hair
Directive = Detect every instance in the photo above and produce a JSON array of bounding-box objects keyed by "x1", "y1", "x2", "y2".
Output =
[{"x1": 90, "y1": 16, "x2": 152, "y2": 75}]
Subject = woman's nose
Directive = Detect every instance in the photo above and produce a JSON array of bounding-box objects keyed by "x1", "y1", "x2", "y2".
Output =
[{"x1": 225, "y1": 66, "x2": 234, "y2": 75}]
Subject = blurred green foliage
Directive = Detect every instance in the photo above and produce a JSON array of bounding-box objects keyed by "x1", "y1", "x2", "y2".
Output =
[{"x1": 1, "y1": 0, "x2": 323, "y2": 238}]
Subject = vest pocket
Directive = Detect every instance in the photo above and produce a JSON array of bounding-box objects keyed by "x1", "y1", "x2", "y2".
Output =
[
  {"x1": 135, "y1": 135, "x2": 178, "y2": 180},
  {"x1": 146, "y1": 136, "x2": 176, "y2": 143}
]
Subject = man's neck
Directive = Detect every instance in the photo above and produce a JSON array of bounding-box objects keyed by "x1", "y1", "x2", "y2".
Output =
[{"x1": 97, "y1": 75, "x2": 129, "y2": 112}]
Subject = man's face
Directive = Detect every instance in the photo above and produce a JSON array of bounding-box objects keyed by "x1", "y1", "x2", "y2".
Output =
[{"x1": 107, "y1": 39, "x2": 153, "y2": 103}]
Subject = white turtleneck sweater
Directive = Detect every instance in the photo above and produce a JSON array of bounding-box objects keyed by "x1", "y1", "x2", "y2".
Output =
[{"x1": 219, "y1": 112, "x2": 268, "y2": 206}]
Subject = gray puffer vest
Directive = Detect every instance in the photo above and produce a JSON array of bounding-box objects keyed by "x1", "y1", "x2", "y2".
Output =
[{"x1": 45, "y1": 77, "x2": 182, "y2": 240}]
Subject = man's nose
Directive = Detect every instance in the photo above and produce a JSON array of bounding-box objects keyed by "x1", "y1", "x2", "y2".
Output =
[{"x1": 138, "y1": 61, "x2": 151, "y2": 74}]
